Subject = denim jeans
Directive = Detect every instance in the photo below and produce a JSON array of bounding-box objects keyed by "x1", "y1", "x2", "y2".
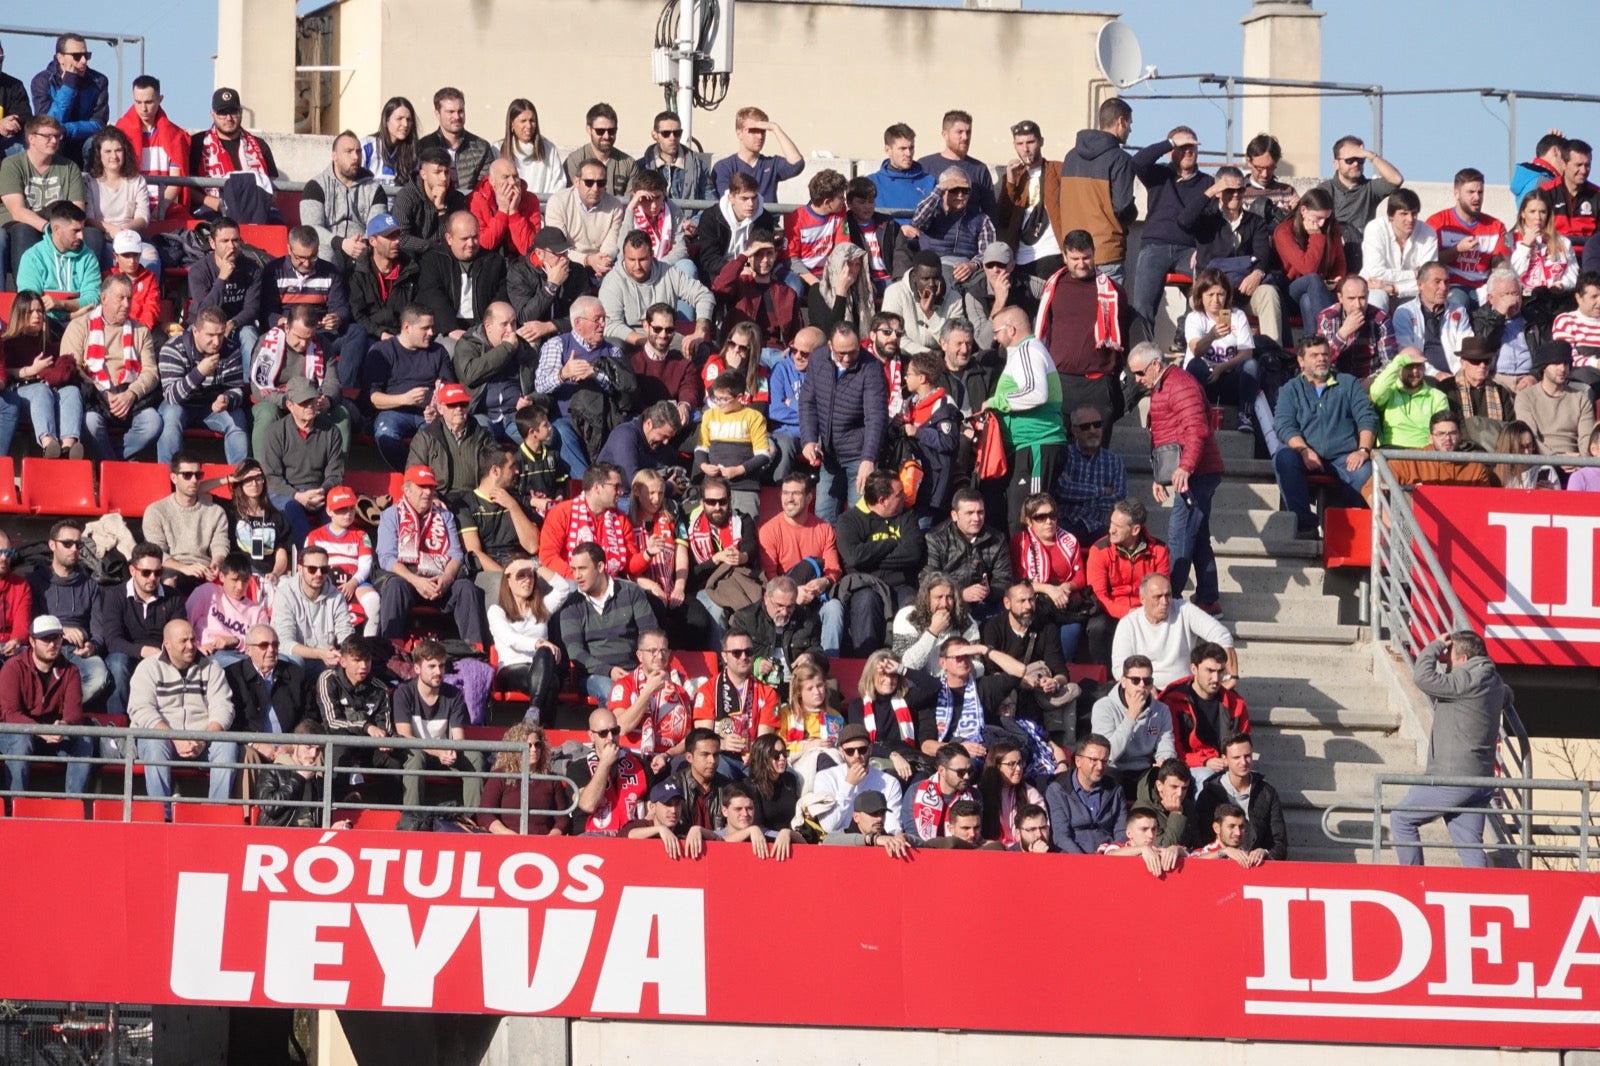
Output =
[
  {"x1": 327, "y1": 321, "x2": 370, "y2": 393},
  {"x1": 1391, "y1": 784, "x2": 1492, "y2": 867},
  {"x1": 86, "y1": 407, "x2": 163, "y2": 460},
  {"x1": 694, "y1": 589, "x2": 730, "y2": 647},
  {"x1": 1288, "y1": 274, "x2": 1337, "y2": 337},
  {"x1": 1132, "y1": 240, "x2": 1193, "y2": 333},
  {"x1": 1097, "y1": 262, "x2": 1125, "y2": 285},
  {"x1": 815, "y1": 456, "x2": 863, "y2": 524},
  {"x1": 1166, "y1": 471, "x2": 1222, "y2": 605},
  {"x1": 1272, "y1": 447, "x2": 1371, "y2": 529},
  {"x1": 270, "y1": 492, "x2": 317, "y2": 548},
  {"x1": 1185, "y1": 356, "x2": 1261, "y2": 429},
  {"x1": 372, "y1": 410, "x2": 426, "y2": 471},
  {"x1": 818, "y1": 598, "x2": 844, "y2": 657},
  {"x1": 157, "y1": 403, "x2": 248, "y2": 465},
  {"x1": 550, "y1": 416, "x2": 593, "y2": 481},
  {"x1": 0, "y1": 731, "x2": 95, "y2": 795},
  {"x1": 0, "y1": 389, "x2": 21, "y2": 455},
  {"x1": 64, "y1": 649, "x2": 109, "y2": 707},
  {"x1": 105, "y1": 651, "x2": 137, "y2": 716},
  {"x1": 136, "y1": 736, "x2": 240, "y2": 804},
  {"x1": 13, "y1": 381, "x2": 84, "y2": 443}
]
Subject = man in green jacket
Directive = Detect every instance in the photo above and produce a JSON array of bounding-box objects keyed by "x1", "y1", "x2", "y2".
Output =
[{"x1": 1369, "y1": 347, "x2": 1447, "y2": 448}]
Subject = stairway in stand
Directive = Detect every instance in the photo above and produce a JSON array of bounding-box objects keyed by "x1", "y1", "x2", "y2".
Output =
[{"x1": 1108, "y1": 414, "x2": 1452, "y2": 864}]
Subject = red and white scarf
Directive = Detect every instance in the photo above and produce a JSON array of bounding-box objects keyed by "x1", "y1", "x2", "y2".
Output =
[
  {"x1": 905, "y1": 386, "x2": 949, "y2": 431},
  {"x1": 633, "y1": 202, "x2": 677, "y2": 259},
  {"x1": 395, "y1": 496, "x2": 451, "y2": 578},
  {"x1": 249, "y1": 326, "x2": 326, "y2": 396},
  {"x1": 862, "y1": 695, "x2": 915, "y2": 744},
  {"x1": 878, "y1": 353, "x2": 904, "y2": 419},
  {"x1": 625, "y1": 668, "x2": 692, "y2": 755},
  {"x1": 687, "y1": 509, "x2": 741, "y2": 564},
  {"x1": 911, "y1": 777, "x2": 976, "y2": 840},
  {"x1": 1037, "y1": 270, "x2": 1124, "y2": 351},
  {"x1": 82, "y1": 310, "x2": 138, "y2": 388},
  {"x1": 1018, "y1": 527, "x2": 1080, "y2": 584},
  {"x1": 1519, "y1": 235, "x2": 1567, "y2": 290},
  {"x1": 200, "y1": 128, "x2": 273, "y2": 191},
  {"x1": 566, "y1": 494, "x2": 631, "y2": 577},
  {"x1": 636, "y1": 510, "x2": 677, "y2": 592},
  {"x1": 582, "y1": 748, "x2": 649, "y2": 834}
]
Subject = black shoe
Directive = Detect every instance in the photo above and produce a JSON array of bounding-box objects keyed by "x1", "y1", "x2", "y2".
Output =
[{"x1": 1294, "y1": 524, "x2": 1321, "y2": 541}]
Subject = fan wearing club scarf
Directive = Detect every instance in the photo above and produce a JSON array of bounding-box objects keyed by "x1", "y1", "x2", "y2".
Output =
[
  {"x1": 900, "y1": 742, "x2": 979, "y2": 842},
  {"x1": 625, "y1": 169, "x2": 692, "y2": 276},
  {"x1": 844, "y1": 649, "x2": 935, "y2": 784},
  {"x1": 690, "y1": 630, "x2": 779, "y2": 768},
  {"x1": 538, "y1": 462, "x2": 652, "y2": 582},
  {"x1": 1036, "y1": 229, "x2": 1134, "y2": 437},
  {"x1": 913, "y1": 635, "x2": 1021, "y2": 761}
]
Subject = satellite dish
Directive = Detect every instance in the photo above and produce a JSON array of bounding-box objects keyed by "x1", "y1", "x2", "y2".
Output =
[{"x1": 1095, "y1": 21, "x2": 1145, "y2": 89}]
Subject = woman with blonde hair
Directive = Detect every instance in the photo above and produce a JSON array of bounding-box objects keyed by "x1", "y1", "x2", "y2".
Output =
[
  {"x1": 477, "y1": 721, "x2": 571, "y2": 835},
  {"x1": 628, "y1": 467, "x2": 686, "y2": 614},
  {"x1": 845, "y1": 648, "x2": 935, "y2": 782},
  {"x1": 1510, "y1": 188, "x2": 1578, "y2": 297}
]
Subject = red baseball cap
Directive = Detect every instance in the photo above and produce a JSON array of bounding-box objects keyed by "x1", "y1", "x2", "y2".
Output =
[
  {"x1": 436, "y1": 383, "x2": 470, "y2": 406},
  {"x1": 404, "y1": 465, "x2": 439, "y2": 487},
  {"x1": 326, "y1": 485, "x2": 357, "y2": 511}
]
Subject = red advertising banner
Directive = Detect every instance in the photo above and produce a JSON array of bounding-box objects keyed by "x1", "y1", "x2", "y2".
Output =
[
  {"x1": 1412, "y1": 485, "x2": 1600, "y2": 667},
  {"x1": 3, "y1": 821, "x2": 1599, "y2": 1047}
]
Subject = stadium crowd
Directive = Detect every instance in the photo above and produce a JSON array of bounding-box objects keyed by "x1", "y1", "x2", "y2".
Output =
[{"x1": 0, "y1": 32, "x2": 1546, "y2": 861}]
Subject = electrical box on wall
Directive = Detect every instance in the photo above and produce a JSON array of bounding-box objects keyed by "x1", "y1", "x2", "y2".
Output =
[
  {"x1": 698, "y1": 0, "x2": 735, "y2": 74},
  {"x1": 651, "y1": 46, "x2": 675, "y2": 86}
]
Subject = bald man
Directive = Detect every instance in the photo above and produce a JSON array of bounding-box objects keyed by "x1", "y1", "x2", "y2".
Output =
[
  {"x1": 453, "y1": 300, "x2": 542, "y2": 443},
  {"x1": 129, "y1": 619, "x2": 239, "y2": 805},
  {"x1": 469, "y1": 157, "x2": 544, "y2": 259},
  {"x1": 415, "y1": 210, "x2": 509, "y2": 347}
]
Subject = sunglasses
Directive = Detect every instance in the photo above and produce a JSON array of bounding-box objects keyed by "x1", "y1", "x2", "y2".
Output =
[
  {"x1": 876, "y1": 328, "x2": 905, "y2": 337},
  {"x1": 702, "y1": 497, "x2": 729, "y2": 506},
  {"x1": 1075, "y1": 420, "x2": 1104, "y2": 430},
  {"x1": 0, "y1": 549, "x2": 15, "y2": 560},
  {"x1": 591, "y1": 126, "x2": 617, "y2": 137},
  {"x1": 592, "y1": 726, "x2": 621, "y2": 738},
  {"x1": 175, "y1": 470, "x2": 202, "y2": 480},
  {"x1": 249, "y1": 641, "x2": 280, "y2": 650},
  {"x1": 580, "y1": 178, "x2": 605, "y2": 188},
  {"x1": 950, "y1": 766, "x2": 974, "y2": 777},
  {"x1": 507, "y1": 570, "x2": 536, "y2": 581},
  {"x1": 62, "y1": 51, "x2": 91, "y2": 60},
  {"x1": 657, "y1": 128, "x2": 683, "y2": 138},
  {"x1": 841, "y1": 746, "x2": 869, "y2": 757},
  {"x1": 1125, "y1": 675, "x2": 1153, "y2": 686},
  {"x1": 1029, "y1": 512, "x2": 1057, "y2": 522},
  {"x1": 302, "y1": 564, "x2": 329, "y2": 574},
  {"x1": 55, "y1": 539, "x2": 81, "y2": 549},
  {"x1": 724, "y1": 648, "x2": 754, "y2": 659},
  {"x1": 133, "y1": 566, "x2": 161, "y2": 577},
  {"x1": 946, "y1": 188, "x2": 971, "y2": 197}
]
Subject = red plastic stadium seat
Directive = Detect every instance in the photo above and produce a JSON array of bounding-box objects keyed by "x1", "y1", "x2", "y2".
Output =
[
  {"x1": 1165, "y1": 273, "x2": 1194, "y2": 287},
  {"x1": 0, "y1": 291, "x2": 15, "y2": 323},
  {"x1": 99, "y1": 461, "x2": 173, "y2": 519},
  {"x1": 0, "y1": 456, "x2": 25, "y2": 514},
  {"x1": 354, "y1": 808, "x2": 402, "y2": 831},
  {"x1": 345, "y1": 468, "x2": 402, "y2": 501},
  {"x1": 831, "y1": 658, "x2": 867, "y2": 695},
  {"x1": 10, "y1": 797, "x2": 85, "y2": 820},
  {"x1": 203, "y1": 462, "x2": 237, "y2": 502},
  {"x1": 1067, "y1": 663, "x2": 1109, "y2": 684},
  {"x1": 274, "y1": 190, "x2": 303, "y2": 227},
  {"x1": 1323, "y1": 507, "x2": 1372, "y2": 569},
  {"x1": 171, "y1": 803, "x2": 246, "y2": 826},
  {"x1": 92, "y1": 798, "x2": 167, "y2": 823},
  {"x1": 20, "y1": 458, "x2": 99, "y2": 516},
  {"x1": 759, "y1": 485, "x2": 782, "y2": 521},
  {"x1": 239, "y1": 224, "x2": 290, "y2": 259}
]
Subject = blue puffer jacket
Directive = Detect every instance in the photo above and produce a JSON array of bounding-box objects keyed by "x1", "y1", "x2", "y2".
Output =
[
  {"x1": 30, "y1": 64, "x2": 109, "y2": 157},
  {"x1": 798, "y1": 353, "x2": 887, "y2": 468},
  {"x1": 869, "y1": 161, "x2": 935, "y2": 214}
]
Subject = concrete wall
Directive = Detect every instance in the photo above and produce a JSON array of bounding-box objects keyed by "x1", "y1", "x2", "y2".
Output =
[{"x1": 328, "y1": 0, "x2": 1111, "y2": 170}]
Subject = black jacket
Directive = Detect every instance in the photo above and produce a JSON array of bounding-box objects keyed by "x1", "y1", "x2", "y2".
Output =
[
  {"x1": 390, "y1": 181, "x2": 468, "y2": 258},
  {"x1": 348, "y1": 249, "x2": 420, "y2": 338},
  {"x1": 728, "y1": 599, "x2": 826, "y2": 671},
  {"x1": 836, "y1": 503, "x2": 925, "y2": 590},
  {"x1": 225, "y1": 657, "x2": 312, "y2": 736},
  {"x1": 415, "y1": 249, "x2": 508, "y2": 334},
  {"x1": 1195, "y1": 771, "x2": 1289, "y2": 861},
  {"x1": 922, "y1": 522, "x2": 1014, "y2": 601},
  {"x1": 694, "y1": 206, "x2": 784, "y2": 282},
  {"x1": 848, "y1": 211, "x2": 913, "y2": 283},
  {"x1": 1471, "y1": 304, "x2": 1547, "y2": 360},
  {"x1": 845, "y1": 670, "x2": 938, "y2": 764},
  {"x1": 507, "y1": 254, "x2": 588, "y2": 330},
  {"x1": 684, "y1": 511, "x2": 761, "y2": 592},
  {"x1": 669, "y1": 765, "x2": 733, "y2": 832},
  {"x1": 1182, "y1": 200, "x2": 1278, "y2": 276},
  {"x1": 96, "y1": 583, "x2": 186, "y2": 660},
  {"x1": 0, "y1": 73, "x2": 32, "y2": 154}
]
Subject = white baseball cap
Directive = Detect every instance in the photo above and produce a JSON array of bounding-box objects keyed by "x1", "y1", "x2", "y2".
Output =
[{"x1": 113, "y1": 231, "x2": 143, "y2": 255}]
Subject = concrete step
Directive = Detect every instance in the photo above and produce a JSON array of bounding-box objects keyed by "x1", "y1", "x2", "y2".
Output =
[
  {"x1": 1216, "y1": 557, "x2": 1328, "y2": 598},
  {"x1": 1119, "y1": 454, "x2": 1277, "y2": 480},
  {"x1": 1294, "y1": 807, "x2": 1464, "y2": 866},
  {"x1": 1259, "y1": 733, "x2": 1422, "y2": 809},
  {"x1": 1211, "y1": 593, "x2": 1342, "y2": 626},
  {"x1": 1234, "y1": 638, "x2": 1374, "y2": 667},
  {"x1": 1146, "y1": 505, "x2": 1296, "y2": 542},
  {"x1": 1237, "y1": 673, "x2": 1388, "y2": 713},
  {"x1": 1232, "y1": 621, "x2": 1362, "y2": 644},
  {"x1": 1211, "y1": 480, "x2": 1283, "y2": 511},
  {"x1": 1256, "y1": 704, "x2": 1399, "y2": 732}
]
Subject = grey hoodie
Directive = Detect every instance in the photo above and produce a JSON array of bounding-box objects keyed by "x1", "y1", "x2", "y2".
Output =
[{"x1": 300, "y1": 162, "x2": 389, "y2": 262}]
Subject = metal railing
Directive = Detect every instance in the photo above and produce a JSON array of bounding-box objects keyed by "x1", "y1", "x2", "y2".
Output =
[
  {"x1": 1322, "y1": 773, "x2": 1595, "y2": 870},
  {"x1": 1361, "y1": 449, "x2": 1537, "y2": 862},
  {"x1": 0, "y1": 721, "x2": 575, "y2": 832},
  {"x1": 0, "y1": 24, "x2": 146, "y2": 123}
]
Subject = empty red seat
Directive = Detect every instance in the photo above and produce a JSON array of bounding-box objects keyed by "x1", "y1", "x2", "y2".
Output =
[
  {"x1": 92, "y1": 798, "x2": 167, "y2": 822},
  {"x1": 172, "y1": 803, "x2": 246, "y2": 826},
  {"x1": 345, "y1": 468, "x2": 402, "y2": 501},
  {"x1": 0, "y1": 456, "x2": 24, "y2": 514},
  {"x1": 239, "y1": 223, "x2": 290, "y2": 259},
  {"x1": 0, "y1": 291, "x2": 15, "y2": 322},
  {"x1": 11, "y1": 797, "x2": 85, "y2": 820},
  {"x1": 99, "y1": 461, "x2": 173, "y2": 518},
  {"x1": 354, "y1": 808, "x2": 402, "y2": 831},
  {"x1": 20, "y1": 458, "x2": 98, "y2": 516},
  {"x1": 1323, "y1": 507, "x2": 1372, "y2": 569},
  {"x1": 1067, "y1": 663, "x2": 1109, "y2": 684}
]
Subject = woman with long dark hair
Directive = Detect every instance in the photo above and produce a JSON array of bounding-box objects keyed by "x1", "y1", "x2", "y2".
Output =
[
  {"x1": 744, "y1": 732, "x2": 801, "y2": 832},
  {"x1": 1183, "y1": 267, "x2": 1260, "y2": 432},
  {"x1": 360, "y1": 96, "x2": 420, "y2": 183},
  {"x1": 83, "y1": 125, "x2": 148, "y2": 265},
  {"x1": 486, "y1": 552, "x2": 563, "y2": 717},
  {"x1": 478, "y1": 721, "x2": 571, "y2": 835},
  {"x1": 224, "y1": 458, "x2": 291, "y2": 584},
  {"x1": 978, "y1": 741, "x2": 1045, "y2": 846},
  {"x1": 0, "y1": 291, "x2": 80, "y2": 458},
  {"x1": 499, "y1": 98, "x2": 567, "y2": 196},
  {"x1": 1272, "y1": 186, "x2": 1345, "y2": 332}
]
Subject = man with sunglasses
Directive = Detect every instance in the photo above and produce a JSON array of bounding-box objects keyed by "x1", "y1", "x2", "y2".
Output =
[
  {"x1": 1055, "y1": 403, "x2": 1126, "y2": 546},
  {"x1": 902, "y1": 741, "x2": 978, "y2": 843},
  {"x1": 811, "y1": 723, "x2": 905, "y2": 834},
  {"x1": 690, "y1": 632, "x2": 779, "y2": 767},
  {"x1": 1313, "y1": 134, "x2": 1403, "y2": 273},
  {"x1": 1089, "y1": 654, "x2": 1175, "y2": 796},
  {"x1": 563, "y1": 103, "x2": 636, "y2": 198},
  {"x1": 27, "y1": 519, "x2": 108, "y2": 705},
  {"x1": 637, "y1": 111, "x2": 712, "y2": 207},
  {"x1": 98, "y1": 542, "x2": 185, "y2": 716},
  {"x1": 28, "y1": 33, "x2": 108, "y2": 164},
  {"x1": 144, "y1": 451, "x2": 230, "y2": 593},
  {"x1": 568, "y1": 707, "x2": 653, "y2": 835},
  {"x1": 271, "y1": 546, "x2": 352, "y2": 681},
  {"x1": 545, "y1": 159, "x2": 625, "y2": 285},
  {"x1": 907, "y1": 171, "x2": 995, "y2": 292},
  {"x1": 0, "y1": 614, "x2": 94, "y2": 797},
  {"x1": 1045, "y1": 732, "x2": 1127, "y2": 854},
  {"x1": 223, "y1": 624, "x2": 312, "y2": 753}
]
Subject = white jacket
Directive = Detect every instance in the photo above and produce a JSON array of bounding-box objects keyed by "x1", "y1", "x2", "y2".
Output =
[{"x1": 1361, "y1": 216, "x2": 1438, "y2": 301}]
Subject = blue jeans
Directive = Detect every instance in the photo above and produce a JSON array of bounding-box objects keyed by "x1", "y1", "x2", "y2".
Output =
[
  {"x1": 584, "y1": 672, "x2": 613, "y2": 703},
  {"x1": 105, "y1": 651, "x2": 137, "y2": 716},
  {"x1": 819, "y1": 598, "x2": 844, "y2": 657},
  {"x1": 1167, "y1": 471, "x2": 1222, "y2": 605},
  {"x1": 1097, "y1": 262, "x2": 1125, "y2": 285},
  {"x1": 13, "y1": 381, "x2": 84, "y2": 443},
  {"x1": 1059, "y1": 622, "x2": 1084, "y2": 662},
  {"x1": 65, "y1": 649, "x2": 109, "y2": 706},
  {"x1": 327, "y1": 321, "x2": 370, "y2": 393},
  {"x1": 86, "y1": 407, "x2": 163, "y2": 460},
  {"x1": 669, "y1": 259, "x2": 700, "y2": 282},
  {"x1": 0, "y1": 731, "x2": 95, "y2": 795},
  {"x1": 270, "y1": 491, "x2": 318, "y2": 547},
  {"x1": 1186, "y1": 356, "x2": 1261, "y2": 426},
  {"x1": 157, "y1": 403, "x2": 248, "y2": 465},
  {"x1": 1272, "y1": 447, "x2": 1371, "y2": 529},
  {"x1": 372, "y1": 410, "x2": 426, "y2": 471},
  {"x1": 1132, "y1": 240, "x2": 1193, "y2": 332},
  {"x1": 1445, "y1": 286, "x2": 1477, "y2": 314},
  {"x1": 136, "y1": 736, "x2": 240, "y2": 804},
  {"x1": 1288, "y1": 275, "x2": 1336, "y2": 337},
  {"x1": 0, "y1": 389, "x2": 21, "y2": 455},
  {"x1": 814, "y1": 456, "x2": 863, "y2": 524},
  {"x1": 1392, "y1": 784, "x2": 1492, "y2": 868},
  {"x1": 694, "y1": 590, "x2": 730, "y2": 647},
  {"x1": 550, "y1": 416, "x2": 592, "y2": 481}
]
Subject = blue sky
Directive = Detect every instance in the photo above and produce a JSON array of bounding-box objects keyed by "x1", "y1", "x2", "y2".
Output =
[{"x1": 3, "y1": 0, "x2": 1595, "y2": 183}]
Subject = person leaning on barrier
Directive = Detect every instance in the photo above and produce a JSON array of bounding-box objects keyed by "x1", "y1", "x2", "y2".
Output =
[
  {"x1": 393, "y1": 639, "x2": 483, "y2": 812},
  {"x1": 1097, "y1": 805, "x2": 1184, "y2": 877},
  {"x1": 1360, "y1": 411, "x2": 1492, "y2": 503},
  {"x1": 225, "y1": 623, "x2": 311, "y2": 759},
  {"x1": 254, "y1": 718, "x2": 352, "y2": 829},
  {"x1": 478, "y1": 721, "x2": 570, "y2": 836},
  {"x1": 818, "y1": 789, "x2": 913, "y2": 857},
  {"x1": 0, "y1": 614, "x2": 93, "y2": 797},
  {"x1": 1391, "y1": 631, "x2": 1511, "y2": 869},
  {"x1": 621, "y1": 778, "x2": 705, "y2": 860},
  {"x1": 128, "y1": 618, "x2": 239, "y2": 806},
  {"x1": 315, "y1": 634, "x2": 400, "y2": 800}
]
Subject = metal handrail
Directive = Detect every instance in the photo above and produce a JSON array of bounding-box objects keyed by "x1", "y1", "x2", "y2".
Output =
[
  {"x1": 1321, "y1": 773, "x2": 1593, "y2": 870},
  {"x1": 1364, "y1": 450, "x2": 1535, "y2": 863},
  {"x1": 0, "y1": 721, "x2": 575, "y2": 833}
]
